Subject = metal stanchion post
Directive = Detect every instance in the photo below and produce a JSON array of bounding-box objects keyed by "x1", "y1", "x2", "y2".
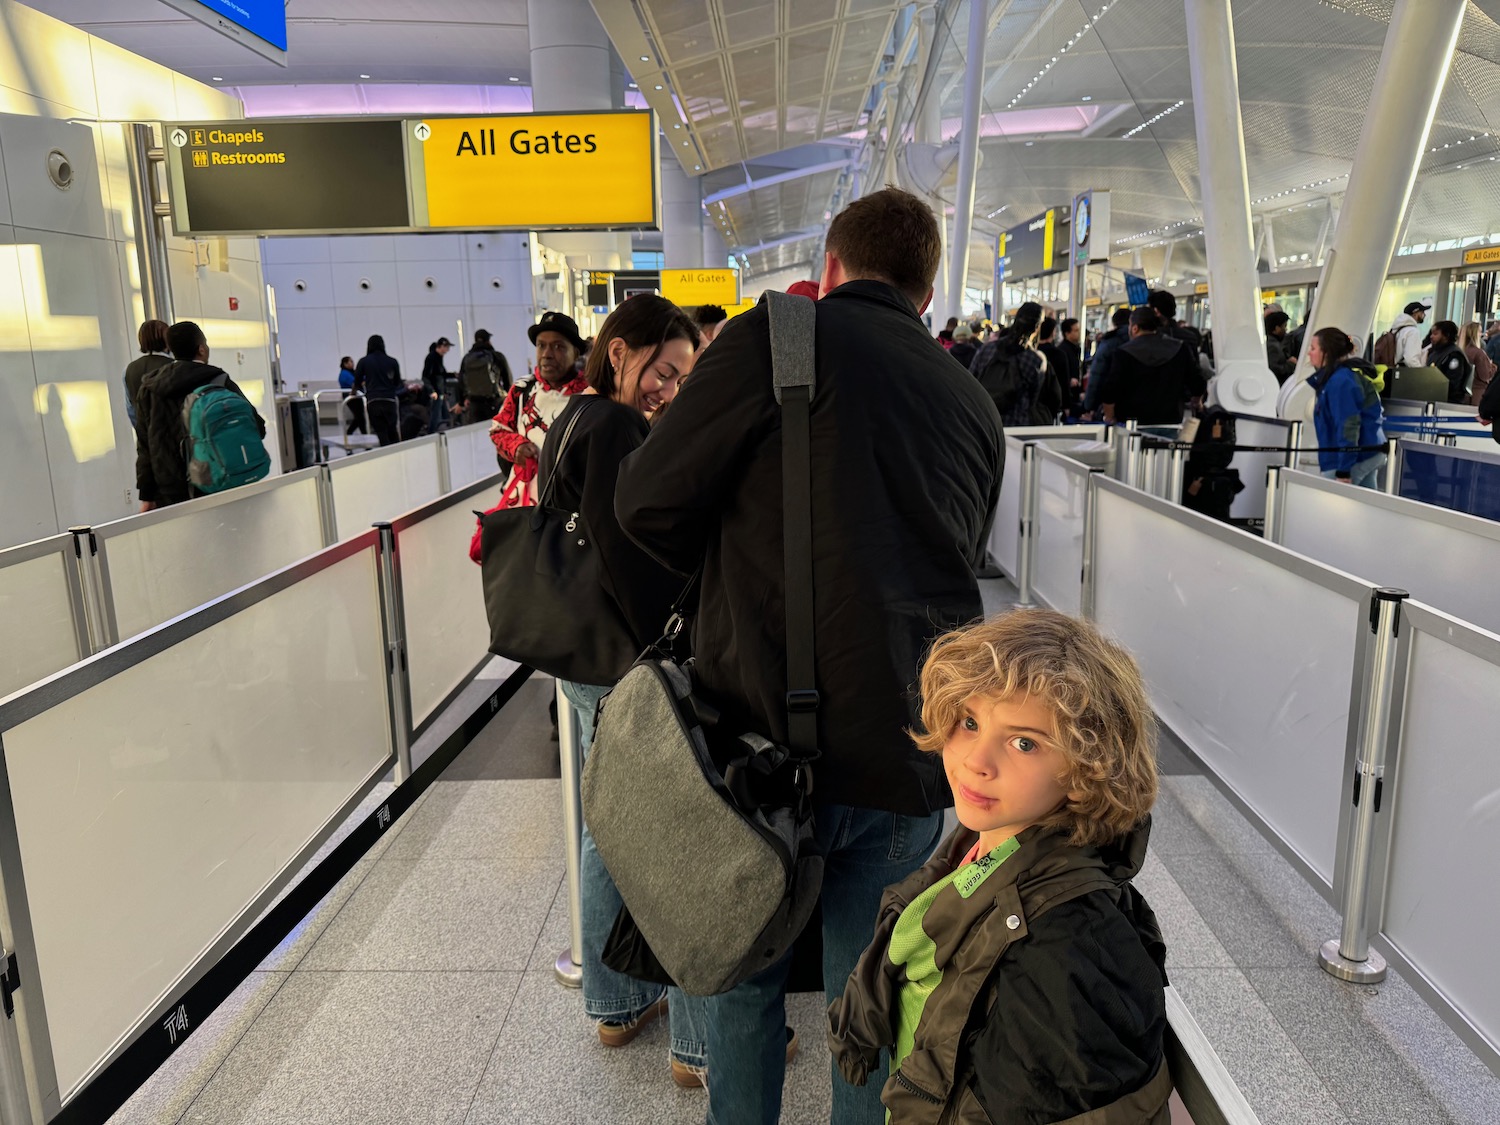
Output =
[
  {"x1": 555, "y1": 679, "x2": 585, "y2": 988},
  {"x1": 436, "y1": 433, "x2": 453, "y2": 495},
  {"x1": 1319, "y1": 587, "x2": 1408, "y2": 984},
  {"x1": 315, "y1": 465, "x2": 339, "y2": 546},
  {"x1": 1080, "y1": 469, "x2": 1102, "y2": 619},
  {"x1": 1167, "y1": 444, "x2": 1186, "y2": 504},
  {"x1": 67, "y1": 526, "x2": 111, "y2": 654},
  {"x1": 1127, "y1": 433, "x2": 1146, "y2": 490},
  {"x1": 1384, "y1": 438, "x2": 1400, "y2": 495},
  {"x1": 374, "y1": 523, "x2": 414, "y2": 783},
  {"x1": 1264, "y1": 466, "x2": 1282, "y2": 544},
  {"x1": 1016, "y1": 443, "x2": 1038, "y2": 607},
  {"x1": 1285, "y1": 420, "x2": 1304, "y2": 469}
]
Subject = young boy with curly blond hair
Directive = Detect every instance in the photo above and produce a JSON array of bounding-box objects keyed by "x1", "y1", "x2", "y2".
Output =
[{"x1": 828, "y1": 608, "x2": 1170, "y2": 1124}]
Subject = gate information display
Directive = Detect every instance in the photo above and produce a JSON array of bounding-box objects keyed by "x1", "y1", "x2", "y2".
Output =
[
  {"x1": 165, "y1": 111, "x2": 660, "y2": 236},
  {"x1": 166, "y1": 119, "x2": 410, "y2": 234}
]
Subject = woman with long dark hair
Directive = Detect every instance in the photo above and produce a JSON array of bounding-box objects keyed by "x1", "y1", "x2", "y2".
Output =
[
  {"x1": 540, "y1": 296, "x2": 711, "y2": 1080},
  {"x1": 1307, "y1": 326, "x2": 1387, "y2": 488}
]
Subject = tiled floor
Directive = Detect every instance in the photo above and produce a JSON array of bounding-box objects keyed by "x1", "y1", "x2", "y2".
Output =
[{"x1": 106, "y1": 583, "x2": 1500, "y2": 1125}]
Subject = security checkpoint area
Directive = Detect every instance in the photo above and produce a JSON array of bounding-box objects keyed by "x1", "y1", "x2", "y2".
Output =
[{"x1": 0, "y1": 0, "x2": 1498, "y2": 1123}]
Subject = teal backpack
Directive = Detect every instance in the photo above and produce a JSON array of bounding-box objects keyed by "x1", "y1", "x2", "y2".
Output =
[{"x1": 181, "y1": 374, "x2": 271, "y2": 494}]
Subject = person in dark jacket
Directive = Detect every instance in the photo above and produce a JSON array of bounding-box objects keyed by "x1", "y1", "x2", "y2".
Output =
[
  {"x1": 829, "y1": 610, "x2": 1168, "y2": 1125},
  {"x1": 542, "y1": 295, "x2": 711, "y2": 1085},
  {"x1": 947, "y1": 322, "x2": 977, "y2": 368},
  {"x1": 135, "y1": 320, "x2": 265, "y2": 511},
  {"x1": 459, "y1": 329, "x2": 513, "y2": 425},
  {"x1": 123, "y1": 319, "x2": 171, "y2": 429},
  {"x1": 421, "y1": 337, "x2": 453, "y2": 432},
  {"x1": 1477, "y1": 354, "x2": 1500, "y2": 444},
  {"x1": 338, "y1": 356, "x2": 367, "y2": 435},
  {"x1": 1265, "y1": 310, "x2": 1296, "y2": 383},
  {"x1": 354, "y1": 335, "x2": 403, "y2": 446},
  {"x1": 1426, "y1": 320, "x2": 1473, "y2": 405},
  {"x1": 1308, "y1": 327, "x2": 1387, "y2": 488},
  {"x1": 1059, "y1": 316, "x2": 1084, "y2": 408},
  {"x1": 1098, "y1": 306, "x2": 1206, "y2": 424},
  {"x1": 1084, "y1": 307, "x2": 1132, "y2": 416},
  {"x1": 616, "y1": 188, "x2": 1003, "y2": 1125},
  {"x1": 969, "y1": 302, "x2": 1060, "y2": 426}
]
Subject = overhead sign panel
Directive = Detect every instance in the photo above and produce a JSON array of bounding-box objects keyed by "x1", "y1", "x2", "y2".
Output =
[
  {"x1": 165, "y1": 119, "x2": 410, "y2": 235},
  {"x1": 409, "y1": 112, "x2": 659, "y2": 230},
  {"x1": 659, "y1": 268, "x2": 740, "y2": 307},
  {"x1": 1463, "y1": 245, "x2": 1500, "y2": 266},
  {"x1": 159, "y1": 0, "x2": 288, "y2": 64},
  {"x1": 164, "y1": 111, "x2": 659, "y2": 236},
  {"x1": 995, "y1": 208, "x2": 1060, "y2": 285}
]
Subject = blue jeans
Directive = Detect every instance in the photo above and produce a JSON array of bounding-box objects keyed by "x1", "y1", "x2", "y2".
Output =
[
  {"x1": 705, "y1": 803, "x2": 945, "y2": 1125},
  {"x1": 561, "y1": 679, "x2": 708, "y2": 1068},
  {"x1": 1323, "y1": 450, "x2": 1387, "y2": 489}
]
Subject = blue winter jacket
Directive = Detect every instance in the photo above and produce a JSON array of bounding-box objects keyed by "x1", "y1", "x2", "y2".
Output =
[{"x1": 1310, "y1": 358, "x2": 1385, "y2": 476}]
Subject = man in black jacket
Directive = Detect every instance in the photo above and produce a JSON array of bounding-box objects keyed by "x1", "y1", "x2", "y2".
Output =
[
  {"x1": 135, "y1": 320, "x2": 264, "y2": 511},
  {"x1": 354, "y1": 334, "x2": 403, "y2": 446},
  {"x1": 1098, "y1": 306, "x2": 1207, "y2": 424},
  {"x1": 616, "y1": 188, "x2": 1004, "y2": 1125}
]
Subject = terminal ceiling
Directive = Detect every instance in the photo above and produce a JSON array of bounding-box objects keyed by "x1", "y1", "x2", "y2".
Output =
[{"x1": 32, "y1": 0, "x2": 1500, "y2": 286}]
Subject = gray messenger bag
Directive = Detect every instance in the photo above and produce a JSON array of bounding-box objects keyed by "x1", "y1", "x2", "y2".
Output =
[{"x1": 580, "y1": 290, "x2": 825, "y2": 996}]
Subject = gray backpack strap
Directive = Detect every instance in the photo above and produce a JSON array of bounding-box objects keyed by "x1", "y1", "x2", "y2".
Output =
[{"x1": 765, "y1": 291, "x2": 818, "y2": 757}]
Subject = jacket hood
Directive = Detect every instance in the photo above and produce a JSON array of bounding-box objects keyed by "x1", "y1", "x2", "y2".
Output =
[
  {"x1": 1392, "y1": 313, "x2": 1419, "y2": 332},
  {"x1": 156, "y1": 359, "x2": 227, "y2": 395},
  {"x1": 1121, "y1": 333, "x2": 1187, "y2": 368},
  {"x1": 366, "y1": 335, "x2": 386, "y2": 355},
  {"x1": 1345, "y1": 356, "x2": 1379, "y2": 379}
]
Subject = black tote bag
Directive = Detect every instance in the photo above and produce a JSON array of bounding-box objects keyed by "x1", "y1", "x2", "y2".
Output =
[{"x1": 479, "y1": 399, "x2": 638, "y2": 686}]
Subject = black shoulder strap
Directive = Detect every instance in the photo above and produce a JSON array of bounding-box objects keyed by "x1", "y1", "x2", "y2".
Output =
[{"x1": 766, "y1": 291, "x2": 818, "y2": 757}]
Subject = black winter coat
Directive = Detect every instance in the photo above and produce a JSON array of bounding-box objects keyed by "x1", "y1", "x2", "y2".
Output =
[
  {"x1": 1098, "y1": 333, "x2": 1206, "y2": 424},
  {"x1": 616, "y1": 281, "x2": 1004, "y2": 815},
  {"x1": 134, "y1": 360, "x2": 262, "y2": 506},
  {"x1": 355, "y1": 335, "x2": 403, "y2": 401}
]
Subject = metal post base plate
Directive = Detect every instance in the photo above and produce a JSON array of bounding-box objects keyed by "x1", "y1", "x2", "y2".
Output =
[
  {"x1": 1318, "y1": 939, "x2": 1387, "y2": 984},
  {"x1": 554, "y1": 951, "x2": 583, "y2": 988}
]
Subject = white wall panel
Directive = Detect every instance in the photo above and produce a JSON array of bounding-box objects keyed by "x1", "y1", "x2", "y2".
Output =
[
  {"x1": 262, "y1": 237, "x2": 332, "y2": 267},
  {"x1": 331, "y1": 260, "x2": 401, "y2": 308},
  {"x1": 0, "y1": 541, "x2": 82, "y2": 700},
  {"x1": 335, "y1": 307, "x2": 407, "y2": 372},
  {"x1": 1383, "y1": 614, "x2": 1500, "y2": 1056},
  {"x1": 0, "y1": 225, "x2": 59, "y2": 547},
  {"x1": 263, "y1": 260, "x2": 335, "y2": 310},
  {"x1": 0, "y1": 116, "x2": 108, "y2": 240},
  {"x1": 396, "y1": 259, "x2": 467, "y2": 308},
  {"x1": 1093, "y1": 485, "x2": 1364, "y2": 886},
  {"x1": 394, "y1": 233, "x2": 464, "y2": 262},
  {"x1": 329, "y1": 235, "x2": 398, "y2": 263},
  {"x1": 1, "y1": 546, "x2": 391, "y2": 1098},
  {"x1": 1278, "y1": 471, "x2": 1500, "y2": 636},
  {"x1": 0, "y1": 1, "x2": 98, "y2": 118}
]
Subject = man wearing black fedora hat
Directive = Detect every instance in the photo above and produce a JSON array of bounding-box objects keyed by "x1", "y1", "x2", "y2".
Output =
[{"x1": 489, "y1": 311, "x2": 590, "y2": 509}]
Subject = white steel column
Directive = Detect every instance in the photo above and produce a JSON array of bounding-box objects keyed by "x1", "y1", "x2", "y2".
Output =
[
  {"x1": 703, "y1": 223, "x2": 729, "y2": 272},
  {"x1": 1283, "y1": 0, "x2": 1466, "y2": 415},
  {"x1": 1185, "y1": 0, "x2": 1278, "y2": 417},
  {"x1": 915, "y1": 7, "x2": 951, "y2": 327},
  {"x1": 948, "y1": 0, "x2": 989, "y2": 320},
  {"x1": 661, "y1": 157, "x2": 705, "y2": 269}
]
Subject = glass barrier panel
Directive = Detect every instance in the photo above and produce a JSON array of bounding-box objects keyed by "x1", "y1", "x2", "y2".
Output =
[
  {"x1": 1093, "y1": 486, "x2": 1363, "y2": 885},
  {"x1": 446, "y1": 423, "x2": 500, "y2": 491},
  {"x1": 100, "y1": 474, "x2": 326, "y2": 643},
  {"x1": 1397, "y1": 445, "x2": 1500, "y2": 520},
  {"x1": 330, "y1": 440, "x2": 444, "y2": 541},
  {"x1": 1031, "y1": 454, "x2": 1088, "y2": 616},
  {"x1": 398, "y1": 493, "x2": 499, "y2": 726},
  {"x1": 0, "y1": 545, "x2": 392, "y2": 1099},
  {"x1": 1383, "y1": 612, "x2": 1500, "y2": 1056},
  {"x1": 0, "y1": 541, "x2": 83, "y2": 700},
  {"x1": 1280, "y1": 472, "x2": 1500, "y2": 636},
  {"x1": 990, "y1": 437, "x2": 1024, "y2": 580}
]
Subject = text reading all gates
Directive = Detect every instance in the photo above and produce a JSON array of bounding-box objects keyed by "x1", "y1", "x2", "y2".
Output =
[{"x1": 455, "y1": 128, "x2": 601, "y2": 156}]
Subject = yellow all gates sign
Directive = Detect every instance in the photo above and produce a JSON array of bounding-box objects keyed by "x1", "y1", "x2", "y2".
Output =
[
  {"x1": 660, "y1": 268, "x2": 741, "y2": 307},
  {"x1": 412, "y1": 111, "x2": 659, "y2": 230},
  {"x1": 1463, "y1": 245, "x2": 1500, "y2": 266}
]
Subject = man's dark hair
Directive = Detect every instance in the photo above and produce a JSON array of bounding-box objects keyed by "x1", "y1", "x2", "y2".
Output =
[
  {"x1": 694, "y1": 304, "x2": 728, "y2": 328},
  {"x1": 166, "y1": 320, "x2": 207, "y2": 361},
  {"x1": 1130, "y1": 306, "x2": 1163, "y2": 333},
  {"x1": 1147, "y1": 290, "x2": 1177, "y2": 320},
  {"x1": 824, "y1": 188, "x2": 941, "y2": 306},
  {"x1": 584, "y1": 294, "x2": 700, "y2": 397},
  {"x1": 138, "y1": 319, "x2": 169, "y2": 354},
  {"x1": 1432, "y1": 319, "x2": 1459, "y2": 344},
  {"x1": 1060, "y1": 317, "x2": 1079, "y2": 337},
  {"x1": 1112, "y1": 307, "x2": 1132, "y2": 328},
  {"x1": 1039, "y1": 317, "x2": 1058, "y2": 342},
  {"x1": 1265, "y1": 310, "x2": 1290, "y2": 334}
]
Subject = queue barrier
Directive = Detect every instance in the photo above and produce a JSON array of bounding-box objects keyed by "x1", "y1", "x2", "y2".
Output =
[
  {"x1": 1390, "y1": 438, "x2": 1500, "y2": 520},
  {"x1": 0, "y1": 431, "x2": 508, "y2": 700},
  {"x1": 1014, "y1": 446, "x2": 1500, "y2": 1076},
  {"x1": 0, "y1": 468, "x2": 511, "y2": 1123}
]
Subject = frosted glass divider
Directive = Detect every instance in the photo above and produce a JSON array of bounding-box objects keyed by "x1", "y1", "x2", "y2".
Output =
[
  {"x1": 1377, "y1": 602, "x2": 1500, "y2": 1071},
  {"x1": 1273, "y1": 469, "x2": 1500, "y2": 636},
  {"x1": 0, "y1": 535, "x2": 89, "y2": 703},
  {"x1": 329, "y1": 434, "x2": 445, "y2": 542},
  {"x1": 389, "y1": 472, "x2": 508, "y2": 731},
  {"x1": 1090, "y1": 476, "x2": 1372, "y2": 890},
  {"x1": 1030, "y1": 448, "x2": 1093, "y2": 616},
  {"x1": 444, "y1": 422, "x2": 500, "y2": 490},
  {"x1": 0, "y1": 531, "x2": 396, "y2": 1110},
  {"x1": 92, "y1": 467, "x2": 328, "y2": 645},
  {"x1": 989, "y1": 427, "x2": 1108, "y2": 583}
]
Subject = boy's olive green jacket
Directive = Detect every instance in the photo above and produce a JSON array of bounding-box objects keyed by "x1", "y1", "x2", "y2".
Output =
[{"x1": 827, "y1": 819, "x2": 1172, "y2": 1125}]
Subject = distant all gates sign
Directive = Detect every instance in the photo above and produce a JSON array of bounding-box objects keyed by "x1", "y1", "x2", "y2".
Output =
[
  {"x1": 659, "y1": 268, "x2": 740, "y2": 306},
  {"x1": 165, "y1": 111, "x2": 659, "y2": 236}
]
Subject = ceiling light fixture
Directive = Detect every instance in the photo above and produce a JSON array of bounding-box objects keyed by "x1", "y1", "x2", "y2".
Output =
[
  {"x1": 211, "y1": 76, "x2": 223, "y2": 82},
  {"x1": 1081, "y1": 95, "x2": 1092, "y2": 101},
  {"x1": 1123, "y1": 100, "x2": 1185, "y2": 139},
  {"x1": 1007, "y1": 2, "x2": 1113, "y2": 109},
  {"x1": 641, "y1": 55, "x2": 651, "y2": 62},
  {"x1": 508, "y1": 76, "x2": 520, "y2": 82},
  {"x1": 654, "y1": 84, "x2": 664, "y2": 90},
  {"x1": 359, "y1": 74, "x2": 371, "y2": 79}
]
